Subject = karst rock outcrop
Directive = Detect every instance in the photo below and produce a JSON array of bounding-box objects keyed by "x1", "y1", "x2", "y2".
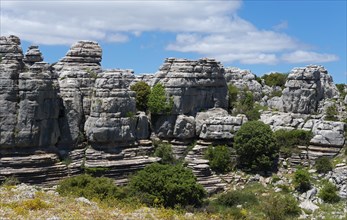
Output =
[{"x1": 0, "y1": 35, "x2": 345, "y2": 192}]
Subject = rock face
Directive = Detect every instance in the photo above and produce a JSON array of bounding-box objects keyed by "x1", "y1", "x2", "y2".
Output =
[
  {"x1": 53, "y1": 41, "x2": 103, "y2": 146},
  {"x1": 23, "y1": 45, "x2": 43, "y2": 66},
  {"x1": 224, "y1": 67, "x2": 263, "y2": 100},
  {"x1": 152, "y1": 58, "x2": 228, "y2": 115},
  {"x1": 273, "y1": 65, "x2": 339, "y2": 114}
]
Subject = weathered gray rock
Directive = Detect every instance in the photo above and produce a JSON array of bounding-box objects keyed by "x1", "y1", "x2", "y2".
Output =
[
  {"x1": 152, "y1": 58, "x2": 228, "y2": 115},
  {"x1": 23, "y1": 45, "x2": 43, "y2": 65},
  {"x1": 224, "y1": 67, "x2": 263, "y2": 100},
  {"x1": 84, "y1": 70, "x2": 137, "y2": 144},
  {"x1": 260, "y1": 111, "x2": 309, "y2": 131},
  {"x1": 53, "y1": 40, "x2": 102, "y2": 146},
  {"x1": 279, "y1": 65, "x2": 338, "y2": 114},
  {"x1": 195, "y1": 108, "x2": 247, "y2": 140},
  {"x1": 173, "y1": 115, "x2": 196, "y2": 139}
]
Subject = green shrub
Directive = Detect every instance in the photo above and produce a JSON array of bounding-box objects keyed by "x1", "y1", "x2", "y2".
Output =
[
  {"x1": 228, "y1": 84, "x2": 239, "y2": 111},
  {"x1": 154, "y1": 142, "x2": 175, "y2": 164},
  {"x1": 204, "y1": 145, "x2": 233, "y2": 174},
  {"x1": 325, "y1": 105, "x2": 338, "y2": 121},
  {"x1": 293, "y1": 169, "x2": 311, "y2": 193},
  {"x1": 57, "y1": 174, "x2": 124, "y2": 202},
  {"x1": 147, "y1": 83, "x2": 174, "y2": 115},
  {"x1": 130, "y1": 81, "x2": 151, "y2": 111},
  {"x1": 261, "y1": 72, "x2": 288, "y2": 88},
  {"x1": 216, "y1": 190, "x2": 258, "y2": 208},
  {"x1": 234, "y1": 121, "x2": 278, "y2": 172},
  {"x1": 336, "y1": 84, "x2": 346, "y2": 98},
  {"x1": 315, "y1": 157, "x2": 333, "y2": 174},
  {"x1": 273, "y1": 129, "x2": 313, "y2": 158},
  {"x1": 128, "y1": 163, "x2": 206, "y2": 208},
  {"x1": 1, "y1": 176, "x2": 20, "y2": 186},
  {"x1": 262, "y1": 193, "x2": 300, "y2": 220},
  {"x1": 318, "y1": 181, "x2": 340, "y2": 203}
]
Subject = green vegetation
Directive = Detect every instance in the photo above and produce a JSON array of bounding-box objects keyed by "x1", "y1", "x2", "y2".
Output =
[
  {"x1": 273, "y1": 129, "x2": 313, "y2": 158},
  {"x1": 204, "y1": 145, "x2": 234, "y2": 174},
  {"x1": 153, "y1": 142, "x2": 176, "y2": 165},
  {"x1": 57, "y1": 174, "x2": 124, "y2": 202},
  {"x1": 234, "y1": 89, "x2": 261, "y2": 121},
  {"x1": 130, "y1": 81, "x2": 151, "y2": 112},
  {"x1": 1, "y1": 176, "x2": 20, "y2": 186},
  {"x1": 262, "y1": 193, "x2": 300, "y2": 220},
  {"x1": 228, "y1": 84, "x2": 239, "y2": 111},
  {"x1": 234, "y1": 121, "x2": 279, "y2": 172},
  {"x1": 261, "y1": 72, "x2": 288, "y2": 88},
  {"x1": 128, "y1": 163, "x2": 206, "y2": 208},
  {"x1": 336, "y1": 84, "x2": 346, "y2": 98},
  {"x1": 315, "y1": 157, "x2": 333, "y2": 174},
  {"x1": 319, "y1": 181, "x2": 340, "y2": 203},
  {"x1": 293, "y1": 169, "x2": 311, "y2": 193},
  {"x1": 325, "y1": 105, "x2": 339, "y2": 121},
  {"x1": 147, "y1": 83, "x2": 174, "y2": 114},
  {"x1": 216, "y1": 190, "x2": 258, "y2": 208}
]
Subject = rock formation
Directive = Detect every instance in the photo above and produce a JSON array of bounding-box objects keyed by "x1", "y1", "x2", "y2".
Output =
[{"x1": 270, "y1": 65, "x2": 339, "y2": 114}]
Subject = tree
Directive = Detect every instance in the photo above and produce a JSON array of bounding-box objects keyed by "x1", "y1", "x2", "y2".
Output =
[
  {"x1": 233, "y1": 121, "x2": 278, "y2": 172},
  {"x1": 147, "y1": 83, "x2": 173, "y2": 114},
  {"x1": 130, "y1": 81, "x2": 151, "y2": 111},
  {"x1": 204, "y1": 145, "x2": 233, "y2": 174},
  {"x1": 261, "y1": 72, "x2": 288, "y2": 88},
  {"x1": 128, "y1": 163, "x2": 206, "y2": 208},
  {"x1": 293, "y1": 169, "x2": 311, "y2": 193}
]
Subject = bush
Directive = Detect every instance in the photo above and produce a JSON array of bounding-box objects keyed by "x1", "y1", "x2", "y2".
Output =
[
  {"x1": 128, "y1": 163, "x2": 206, "y2": 208},
  {"x1": 147, "y1": 83, "x2": 173, "y2": 114},
  {"x1": 228, "y1": 84, "x2": 239, "y2": 111},
  {"x1": 130, "y1": 81, "x2": 151, "y2": 111},
  {"x1": 154, "y1": 142, "x2": 175, "y2": 164},
  {"x1": 318, "y1": 181, "x2": 340, "y2": 203},
  {"x1": 261, "y1": 72, "x2": 287, "y2": 88},
  {"x1": 273, "y1": 129, "x2": 313, "y2": 158},
  {"x1": 293, "y1": 169, "x2": 311, "y2": 193},
  {"x1": 234, "y1": 121, "x2": 278, "y2": 172},
  {"x1": 204, "y1": 145, "x2": 233, "y2": 174},
  {"x1": 325, "y1": 105, "x2": 338, "y2": 121},
  {"x1": 232, "y1": 90, "x2": 261, "y2": 121},
  {"x1": 216, "y1": 190, "x2": 258, "y2": 208},
  {"x1": 336, "y1": 84, "x2": 346, "y2": 98},
  {"x1": 315, "y1": 157, "x2": 333, "y2": 174},
  {"x1": 57, "y1": 174, "x2": 124, "y2": 202},
  {"x1": 262, "y1": 193, "x2": 300, "y2": 220}
]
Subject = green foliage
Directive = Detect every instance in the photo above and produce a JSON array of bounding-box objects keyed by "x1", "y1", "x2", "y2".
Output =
[
  {"x1": 84, "y1": 167, "x2": 111, "y2": 176},
  {"x1": 234, "y1": 121, "x2": 278, "y2": 172},
  {"x1": 216, "y1": 190, "x2": 258, "y2": 208},
  {"x1": 273, "y1": 129, "x2": 313, "y2": 158},
  {"x1": 261, "y1": 72, "x2": 288, "y2": 88},
  {"x1": 318, "y1": 181, "x2": 340, "y2": 203},
  {"x1": 233, "y1": 90, "x2": 261, "y2": 121},
  {"x1": 148, "y1": 83, "x2": 174, "y2": 114},
  {"x1": 128, "y1": 163, "x2": 206, "y2": 208},
  {"x1": 325, "y1": 105, "x2": 339, "y2": 121},
  {"x1": 262, "y1": 193, "x2": 300, "y2": 220},
  {"x1": 57, "y1": 174, "x2": 124, "y2": 202},
  {"x1": 1, "y1": 176, "x2": 20, "y2": 186},
  {"x1": 336, "y1": 84, "x2": 346, "y2": 98},
  {"x1": 315, "y1": 157, "x2": 333, "y2": 174},
  {"x1": 228, "y1": 84, "x2": 239, "y2": 111},
  {"x1": 130, "y1": 81, "x2": 151, "y2": 111},
  {"x1": 204, "y1": 145, "x2": 233, "y2": 174},
  {"x1": 269, "y1": 90, "x2": 282, "y2": 98},
  {"x1": 153, "y1": 142, "x2": 176, "y2": 165},
  {"x1": 293, "y1": 169, "x2": 311, "y2": 193}
]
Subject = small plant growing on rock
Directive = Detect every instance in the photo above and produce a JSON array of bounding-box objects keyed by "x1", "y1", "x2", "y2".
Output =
[
  {"x1": 293, "y1": 169, "x2": 311, "y2": 193},
  {"x1": 318, "y1": 181, "x2": 340, "y2": 203},
  {"x1": 148, "y1": 83, "x2": 174, "y2": 115},
  {"x1": 153, "y1": 142, "x2": 176, "y2": 165},
  {"x1": 315, "y1": 157, "x2": 333, "y2": 174},
  {"x1": 130, "y1": 81, "x2": 151, "y2": 112},
  {"x1": 325, "y1": 105, "x2": 339, "y2": 121},
  {"x1": 204, "y1": 145, "x2": 233, "y2": 174},
  {"x1": 261, "y1": 72, "x2": 288, "y2": 88}
]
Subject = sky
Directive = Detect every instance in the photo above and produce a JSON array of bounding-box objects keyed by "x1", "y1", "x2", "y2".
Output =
[{"x1": 1, "y1": 0, "x2": 346, "y2": 83}]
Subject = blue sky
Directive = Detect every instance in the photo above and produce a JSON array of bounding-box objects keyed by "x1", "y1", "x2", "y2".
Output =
[{"x1": 1, "y1": 0, "x2": 346, "y2": 83}]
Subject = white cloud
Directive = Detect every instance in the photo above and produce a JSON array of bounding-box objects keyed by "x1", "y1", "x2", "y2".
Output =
[
  {"x1": 0, "y1": 0, "x2": 339, "y2": 65},
  {"x1": 281, "y1": 50, "x2": 339, "y2": 63}
]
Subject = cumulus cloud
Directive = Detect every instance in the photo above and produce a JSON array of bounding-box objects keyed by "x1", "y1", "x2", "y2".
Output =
[{"x1": 0, "y1": 0, "x2": 339, "y2": 65}]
